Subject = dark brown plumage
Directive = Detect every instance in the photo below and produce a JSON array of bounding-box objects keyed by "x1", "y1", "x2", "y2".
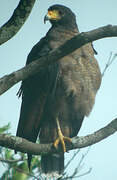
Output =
[{"x1": 16, "y1": 4, "x2": 101, "y2": 178}]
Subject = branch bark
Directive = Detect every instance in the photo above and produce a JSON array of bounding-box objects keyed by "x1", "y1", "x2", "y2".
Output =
[
  {"x1": 0, "y1": 0, "x2": 36, "y2": 45},
  {"x1": 0, "y1": 118, "x2": 117, "y2": 155},
  {"x1": 0, "y1": 25, "x2": 117, "y2": 95}
]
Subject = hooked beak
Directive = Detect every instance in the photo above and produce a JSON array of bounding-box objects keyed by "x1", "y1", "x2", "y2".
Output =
[
  {"x1": 44, "y1": 10, "x2": 61, "y2": 24},
  {"x1": 44, "y1": 14, "x2": 50, "y2": 24}
]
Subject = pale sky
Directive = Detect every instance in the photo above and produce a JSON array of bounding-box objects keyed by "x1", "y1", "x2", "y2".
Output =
[{"x1": 0, "y1": 0, "x2": 117, "y2": 179}]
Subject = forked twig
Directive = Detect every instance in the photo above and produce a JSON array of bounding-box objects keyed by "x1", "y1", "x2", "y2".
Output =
[{"x1": 102, "y1": 52, "x2": 117, "y2": 77}]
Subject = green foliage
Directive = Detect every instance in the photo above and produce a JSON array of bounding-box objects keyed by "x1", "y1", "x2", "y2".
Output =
[
  {"x1": 0, "y1": 123, "x2": 10, "y2": 134},
  {"x1": 0, "y1": 124, "x2": 41, "y2": 180}
]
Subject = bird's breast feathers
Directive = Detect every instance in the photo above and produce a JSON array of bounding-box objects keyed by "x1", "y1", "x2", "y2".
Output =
[{"x1": 53, "y1": 43, "x2": 101, "y2": 116}]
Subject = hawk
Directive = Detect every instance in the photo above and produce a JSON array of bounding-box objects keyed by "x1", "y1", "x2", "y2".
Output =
[{"x1": 16, "y1": 4, "x2": 101, "y2": 178}]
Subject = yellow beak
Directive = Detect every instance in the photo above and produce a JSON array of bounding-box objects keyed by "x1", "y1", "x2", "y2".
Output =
[{"x1": 44, "y1": 10, "x2": 61, "y2": 23}]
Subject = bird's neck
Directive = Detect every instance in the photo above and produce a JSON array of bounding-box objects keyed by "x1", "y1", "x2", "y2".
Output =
[
  {"x1": 46, "y1": 24, "x2": 79, "y2": 44},
  {"x1": 52, "y1": 21, "x2": 79, "y2": 33}
]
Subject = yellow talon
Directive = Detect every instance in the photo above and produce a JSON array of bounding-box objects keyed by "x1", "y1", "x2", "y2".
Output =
[{"x1": 53, "y1": 118, "x2": 72, "y2": 152}]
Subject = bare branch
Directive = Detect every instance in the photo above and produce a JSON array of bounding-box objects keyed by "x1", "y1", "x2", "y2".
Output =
[
  {"x1": 14, "y1": 167, "x2": 39, "y2": 180},
  {"x1": 0, "y1": 118, "x2": 117, "y2": 155},
  {"x1": 102, "y1": 52, "x2": 117, "y2": 76},
  {"x1": 71, "y1": 168, "x2": 92, "y2": 179},
  {"x1": 73, "y1": 148, "x2": 90, "y2": 175},
  {"x1": 0, "y1": 0, "x2": 36, "y2": 45},
  {"x1": 0, "y1": 25, "x2": 117, "y2": 95},
  {"x1": 64, "y1": 150, "x2": 80, "y2": 170},
  {"x1": 63, "y1": 168, "x2": 92, "y2": 180},
  {"x1": 63, "y1": 148, "x2": 91, "y2": 179},
  {"x1": 0, "y1": 157, "x2": 26, "y2": 164}
]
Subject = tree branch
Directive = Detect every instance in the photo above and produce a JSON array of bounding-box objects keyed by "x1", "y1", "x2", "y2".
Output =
[
  {"x1": 0, "y1": 25, "x2": 117, "y2": 95},
  {"x1": 0, "y1": 118, "x2": 117, "y2": 155},
  {"x1": 0, "y1": 157, "x2": 26, "y2": 164},
  {"x1": 102, "y1": 52, "x2": 117, "y2": 77},
  {"x1": 0, "y1": 0, "x2": 36, "y2": 45},
  {"x1": 13, "y1": 167, "x2": 39, "y2": 180}
]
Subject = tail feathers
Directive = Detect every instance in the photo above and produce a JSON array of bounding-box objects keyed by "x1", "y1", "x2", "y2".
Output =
[{"x1": 41, "y1": 154, "x2": 64, "y2": 178}]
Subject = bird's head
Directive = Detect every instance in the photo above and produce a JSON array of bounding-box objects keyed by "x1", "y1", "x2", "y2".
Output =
[{"x1": 44, "y1": 4, "x2": 77, "y2": 29}]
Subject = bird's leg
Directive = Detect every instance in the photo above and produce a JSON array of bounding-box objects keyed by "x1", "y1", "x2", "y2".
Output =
[{"x1": 53, "y1": 117, "x2": 72, "y2": 152}]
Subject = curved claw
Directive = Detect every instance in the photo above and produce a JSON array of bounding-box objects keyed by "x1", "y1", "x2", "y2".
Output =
[
  {"x1": 54, "y1": 136, "x2": 72, "y2": 152},
  {"x1": 53, "y1": 118, "x2": 72, "y2": 152}
]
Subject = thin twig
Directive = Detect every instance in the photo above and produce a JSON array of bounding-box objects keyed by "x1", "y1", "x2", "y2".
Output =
[
  {"x1": 74, "y1": 146, "x2": 91, "y2": 176},
  {"x1": 102, "y1": 52, "x2": 117, "y2": 76},
  {"x1": 67, "y1": 167, "x2": 92, "y2": 179},
  {"x1": 64, "y1": 150, "x2": 80, "y2": 170},
  {"x1": 14, "y1": 167, "x2": 40, "y2": 180},
  {"x1": 0, "y1": 157, "x2": 26, "y2": 164},
  {"x1": 62, "y1": 147, "x2": 91, "y2": 180}
]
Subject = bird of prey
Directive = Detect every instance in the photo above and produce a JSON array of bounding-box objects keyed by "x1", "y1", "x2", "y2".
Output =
[{"x1": 16, "y1": 4, "x2": 101, "y2": 178}]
